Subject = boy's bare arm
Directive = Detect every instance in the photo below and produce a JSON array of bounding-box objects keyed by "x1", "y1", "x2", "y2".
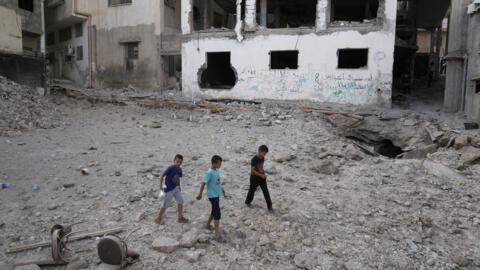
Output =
[
  {"x1": 196, "y1": 182, "x2": 206, "y2": 200},
  {"x1": 251, "y1": 166, "x2": 266, "y2": 179},
  {"x1": 160, "y1": 173, "x2": 166, "y2": 189}
]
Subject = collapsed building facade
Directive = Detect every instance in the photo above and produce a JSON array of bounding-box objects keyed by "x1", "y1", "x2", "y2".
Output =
[
  {"x1": 0, "y1": 0, "x2": 46, "y2": 87},
  {"x1": 45, "y1": 0, "x2": 182, "y2": 89},
  {"x1": 181, "y1": 0, "x2": 398, "y2": 106}
]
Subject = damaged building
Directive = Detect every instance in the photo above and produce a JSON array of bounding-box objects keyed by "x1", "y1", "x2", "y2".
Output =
[
  {"x1": 0, "y1": 0, "x2": 46, "y2": 87},
  {"x1": 181, "y1": 0, "x2": 398, "y2": 106},
  {"x1": 444, "y1": 0, "x2": 480, "y2": 121},
  {"x1": 45, "y1": 0, "x2": 182, "y2": 89}
]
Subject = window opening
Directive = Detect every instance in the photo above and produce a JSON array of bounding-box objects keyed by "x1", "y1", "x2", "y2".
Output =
[
  {"x1": 256, "y1": 0, "x2": 316, "y2": 28},
  {"x1": 125, "y1": 42, "x2": 139, "y2": 71},
  {"x1": 475, "y1": 80, "x2": 480, "y2": 94},
  {"x1": 75, "y1": 23, "x2": 83, "y2": 38},
  {"x1": 76, "y1": 46, "x2": 83, "y2": 61},
  {"x1": 199, "y1": 52, "x2": 236, "y2": 89},
  {"x1": 18, "y1": 0, "x2": 33, "y2": 12},
  {"x1": 338, "y1": 49, "x2": 368, "y2": 69},
  {"x1": 109, "y1": 0, "x2": 132, "y2": 6},
  {"x1": 331, "y1": 0, "x2": 379, "y2": 22},
  {"x1": 270, "y1": 51, "x2": 299, "y2": 69},
  {"x1": 47, "y1": 32, "x2": 55, "y2": 46},
  {"x1": 59, "y1": 27, "x2": 72, "y2": 42},
  {"x1": 193, "y1": 0, "x2": 239, "y2": 30}
]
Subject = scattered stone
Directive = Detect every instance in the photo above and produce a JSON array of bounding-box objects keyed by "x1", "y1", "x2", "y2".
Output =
[
  {"x1": 403, "y1": 119, "x2": 417, "y2": 126},
  {"x1": 136, "y1": 212, "x2": 145, "y2": 221},
  {"x1": 115, "y1": 171, "x2": 121, "y2": 177},
  {"x1": 311, "y1": 160, "x2": 339, "y2": 175},
  {"x1": 180, "y1": 229, "x2": 199, "y2": 248},
  {"x1": 66, "y1": 259, "x2": 88, "y2": 270},
  {"x1": 152, "y1": 237, "x2": 179, "y2": 253},
  {"x1": 460, "y1": 146, "x2": 480, "y2": 165},
  {"x1": 63, "y1": 183, "x2": 75, "y2": 188},
  {"x1": 81, "y1": 168, "x2": 89, "y2": 175},
  {"x1": 47, "y1": 203, "x2": 58, "y2": 210},
  {"x1": 423, "y1": 160, "x2": 466, "y2": 181},
  {"x1": 150, "y1": 122, "x2": 162, "y2": 128},
  {"x1": 183, "y1": 250, "x2": 203, "y2": 263},
  {"x1": 403, "y1": 144, "x2": 437, "y2": 159},
  {"x1": 454, "y1": 135, "x2": 470, "y2": 150},
  {"x1": 272, "y1": 152, "x2": 296, "y2": 163},
  {"x1": 294, "y1": 252, "x2": 316, "y2": 269},
  {"x1": 128, "y1": 195, "x2": 141, "y2": 203},
  {"x1": 344, "y1": 260, "x2": 363, "y2": 270}
]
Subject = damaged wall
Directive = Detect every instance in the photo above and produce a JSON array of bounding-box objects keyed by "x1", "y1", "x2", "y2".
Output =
[
  {"x1": 464, "y1": 6, "x2": 480, "y2": 121},
  {"x1": 0, "y1": 6, "x2": 23, "y2": 54},
  {"x1": 181, "y1": 0, "x2": 397, "y2": 106}
]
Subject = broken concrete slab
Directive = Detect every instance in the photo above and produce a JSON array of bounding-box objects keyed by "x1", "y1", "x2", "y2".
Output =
[
  {"x1": 294, "y1": 252, "x2": 316, "y2": 269},
  {"x1": 311, "y1": 160, "x2": 339, "y2": 175},
  {"x1": 179, "y1": 229, "x2": 199, "y2": 248},
  {"x1": 423, "y1": 160, "x2": 466, "y2": 182},
  {"x1": 14, "y1": 265, "x2": 41, "y2": 270},
  {"x1": 403, "y1": 144, "x2": 437, "y2": 159},
  {"x1": 460, "y1": 146, "x2": 480, "y2": 165},
  {"x1": 272, "y1": 152, "x2": 296, "y2": 163},
  {"x1": 152, "y1": 237, "x2": 179, "y2": 253},
  {"x1": 454, "y1": 135, "x2": 470, "y2": 150}
]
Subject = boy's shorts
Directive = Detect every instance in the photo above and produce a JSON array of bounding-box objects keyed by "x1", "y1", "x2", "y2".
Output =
[
  {"x1": 208, "y1": 197, "x2": 221, "y2": 220},
  {"x1": 162, "y1": 186, "x2": 184, "y2": 208}
]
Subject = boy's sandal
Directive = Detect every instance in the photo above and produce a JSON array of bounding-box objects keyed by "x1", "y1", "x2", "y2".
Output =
[
  {"x1": 177, "y1": 217, "x2": 190, "y2": 223},
  {"x1": 214, "y1": 236, "x2": 226, "y2": 243},
  {"x1": 154, "y1": 218, "x2": 164, "y2": 225},
  {"x1": 205, "y1": 225, "x2": 213, "y2": 231}
]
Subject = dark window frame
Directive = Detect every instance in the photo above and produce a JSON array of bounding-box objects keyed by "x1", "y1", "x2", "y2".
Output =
[
  {"x1": 269, "y1": 50, "x2": 299, "y2": 70},
  {"x1": 475, "y1": 80, "x2": 480, "y2": 94},
  {"x1": 108, "y1": 0, "x2": 132, "y2": 7},
  {"x1": 18, "y1": 0, "x2": 34, "y2": 12},
  {"x1": 330, "y1": 0, "x2": 380, "y2": 22},
  {"x1": 47, "y1": 32, "x2": 55, "y2": 46},
  {"x1": 76, "y1": 46, "x2": 83, "y2": 61},
  {"x1": 337, "y1": 48, "x2": 369, "y2": 69},
  {"x1": 59, "y1": 27, "x2": 72, "y2": 42},
  {"x1": 75, "y1": 23, "x2": 83, "y2": 38}
]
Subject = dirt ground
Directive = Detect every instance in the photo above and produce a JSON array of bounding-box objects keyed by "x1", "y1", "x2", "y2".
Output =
[{"x1": 0, "y1": 86, "x2": 479, "y2": 270}]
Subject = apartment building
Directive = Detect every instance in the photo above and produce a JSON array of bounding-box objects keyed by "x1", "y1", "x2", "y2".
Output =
[{"x1": 45, "y1": 0, "x2": 181, "y2": 89}]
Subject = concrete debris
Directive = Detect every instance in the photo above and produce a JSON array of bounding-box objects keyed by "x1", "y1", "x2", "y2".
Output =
[
  {"x1": 152, "y1": 237, "x2": 179, "y2": 253},
  {"x1": 0, "y1": 76, "x2": 61, "y2": 136},
  {"x1": 1, "y1": 87, "x2": 480, "y2": 269},
  {"x1": 14, "y1": 265, "x2": 41, "y2": 270}
]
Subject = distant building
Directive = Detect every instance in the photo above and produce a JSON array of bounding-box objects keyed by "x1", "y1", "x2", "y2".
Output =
[
  {"x1": 45, "y1": 0, "x2": 182, "y2": 89},
  {"x1": 0, "y1": 0, "x2": 46, "y2": 87}
]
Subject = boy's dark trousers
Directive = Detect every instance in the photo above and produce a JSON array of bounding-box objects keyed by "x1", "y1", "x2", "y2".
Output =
[{"x1": 245, "y1": 177, "x2": 272, "y2": 209}]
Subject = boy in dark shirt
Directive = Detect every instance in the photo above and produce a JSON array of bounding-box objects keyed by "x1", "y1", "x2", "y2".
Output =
[
  {"x1": 154, "y1": 154, "x2": 189, "y2": 224},
  {"x1": 245, "y1": 145, "x2": 272, "y2": 211}
]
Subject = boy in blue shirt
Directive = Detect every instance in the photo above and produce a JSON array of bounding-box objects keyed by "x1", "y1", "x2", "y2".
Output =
[
  {"x1": 196, "y1": 155, "x2": 226, "y2": 242},
  {"x1": 155, "y1": 154, "x2": 189, "y2": 224}
]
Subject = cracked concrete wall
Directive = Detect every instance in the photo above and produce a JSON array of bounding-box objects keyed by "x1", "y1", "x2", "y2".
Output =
[
  {"x1": 0, "y1": 6, "x2": 22, "y2": 54},
  {"x1": 181, "y1": 0, "x2": 397, "y2": 106}
]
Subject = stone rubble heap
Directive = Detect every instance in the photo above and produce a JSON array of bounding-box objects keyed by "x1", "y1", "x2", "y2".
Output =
[{"x1": 0, "y1": 76, "x2": 61, "y2": 136}]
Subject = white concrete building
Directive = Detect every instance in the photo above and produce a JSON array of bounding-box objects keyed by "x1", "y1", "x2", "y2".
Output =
[{"x1": 181, "y1": 0, "x2": 398, "y2": 106}]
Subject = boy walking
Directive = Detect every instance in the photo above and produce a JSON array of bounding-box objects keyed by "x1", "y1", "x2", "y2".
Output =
[
  {"x1": 245, "y1": 145, "x2": 273, "y2": 211},
  {"x1": 196, "y1": 155, "x2": 226, "y2": 242},
  {"x1": 155, "y1": 154, "x2": 189, "y2": 224}
]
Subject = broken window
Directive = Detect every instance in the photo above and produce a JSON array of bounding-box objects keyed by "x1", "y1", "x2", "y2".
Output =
[
  {"x1": 109, "y1": 0, "x2": 132, "y2": 6},
  {"x1": 125, "y1": 42, "x2": 139, "y2": 71},
  {"x1": 75, "y1": 23, "x2": 83, "y2": 38},
  {"x1": 270, "y1": 51, "x2": 299, "y2": 69},
  {"x1": 59, "y1": 27, "x2": 72, "y2": 42},
  {"x1": 338, "y1": 49, "x2": 368, "y2": 69},
  {"x1": 256, "y1": 0, "x2": 317, "y2": 28},
  {"x1": 193, "y1": 0, "x2": 240, "y2": 30},
  {"x1": 166, "y1": 55, "x2": 181, "y2": 77},
  {"x1": 331, "y1": 0, "x2": 379, "y2": 22},
  {"x1": 46, "y1": 32, "x2": 55, "y2": 46},
  {"x1": 199, "y1": 52, "x2": 236, "y2": 89},
  {"x1": 76, "y1": 46, "x2": 83, "y2": 61},
  {"x1": 18, "y1": 0, "x2": 33, "y2": 12}
]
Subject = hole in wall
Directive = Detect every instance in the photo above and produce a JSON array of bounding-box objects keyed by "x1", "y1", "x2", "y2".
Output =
[
  {"x1": 331, "y1": 0, "x2": 379, "y2": 22},
  {"x1": 338, "y1": 49, "x2": 368, "y2": 69},
  {"x1": 193, "y1": 0, "x2": 242, "y2": 31},
  {"x1": 270, "y1": 50, "x2": 299, "y2": 69},
  {"x1": 347, "y1": 136, "x2": 404, "y2": 158},
  {"x1": 256, "y1": 0, "x2": 317, "y2": 28},
  {"x1": 199, "y1": 52, "x2": 237, "y2": 89}
]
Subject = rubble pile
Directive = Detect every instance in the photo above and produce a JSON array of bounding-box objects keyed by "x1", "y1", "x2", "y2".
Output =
[
  {"x1": 0, "y1": 91, "x2": 479, "y2": 269},
  {"x1": 0, "y1": 76, "x2": 60, "y2": 136}
]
